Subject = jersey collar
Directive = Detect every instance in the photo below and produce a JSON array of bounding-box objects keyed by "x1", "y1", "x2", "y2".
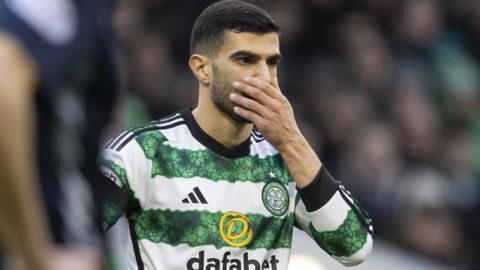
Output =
[{"x1": 181, "y1": 108, "x2": 251, "y2": 158}]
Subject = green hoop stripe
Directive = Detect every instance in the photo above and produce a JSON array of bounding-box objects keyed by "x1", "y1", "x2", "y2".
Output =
[
  {"x1": 309, "y1": 210, "x2": 368, "y2": 257},
  {"x1": 132, "y1": 208, "x2": 294, "y2": 250},
  {"x1": 135, "y1": 130, "x2": 293, "y2": 184}
]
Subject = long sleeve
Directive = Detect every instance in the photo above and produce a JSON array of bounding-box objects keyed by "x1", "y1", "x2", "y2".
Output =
[
  {"x1": 294, "y1": 167, "x2": 374, "y2": 266},
  {"x1": 101, "y1": 138, "x2": 152, "y2": 230}
]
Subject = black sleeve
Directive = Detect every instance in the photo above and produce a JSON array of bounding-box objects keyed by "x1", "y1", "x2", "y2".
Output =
[
  {"x1": 296, "y1": 166, "x2": 339, "y2": 212},
  {"x1": 101, "y1": 172, "x2": 128, "y2": 231}
]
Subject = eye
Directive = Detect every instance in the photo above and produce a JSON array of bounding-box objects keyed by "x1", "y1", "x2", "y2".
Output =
[
  {"x1": 267, "y1": 58, "x2": 281, "y2": 67},
  {"x1": 237, "y1": 56, "x2": 254, "y2": 65}
]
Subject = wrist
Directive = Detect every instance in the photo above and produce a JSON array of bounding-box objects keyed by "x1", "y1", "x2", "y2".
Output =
[
  {"x1": 275, "y1": 131, "x2": 304, "y2": 155},
  {"x1": 277, "y1": 136, "x2": 321, "y2": 188},
  {"x1": 297, "y1": 166, "x2": 338, "y2": 212}
]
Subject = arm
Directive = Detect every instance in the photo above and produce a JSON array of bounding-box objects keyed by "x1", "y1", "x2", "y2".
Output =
[
  {"x1": 101, "y1": 147, "x2": 131, "y2": 231},
  {"x1": 101, "y1": 136, "x2": 151, "y2": 230},
  {"x1": 294, "y1": 168, "x2": 374, "y2": 266},
  {"x1": 231, "y1": 76, "x2": 319, "y2": 187},
  {"x1": 230, "y1": 76, "x2": 373, "y2": 266},
  {"x1": 100, "y1": 152, "x2": 130, "y2": 231},
  {"x1": 0, "y1": 32, "x2": 51, "y2": 269}
]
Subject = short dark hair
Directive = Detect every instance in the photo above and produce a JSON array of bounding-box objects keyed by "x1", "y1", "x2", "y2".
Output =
[{"x1": 190, "y1": 0, "x2": 279, "y2": 56}]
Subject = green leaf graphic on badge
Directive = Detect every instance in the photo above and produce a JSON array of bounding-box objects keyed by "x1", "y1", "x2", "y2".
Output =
[{"x1": 262, "y1": 181, "x2": 289, "y2": 216}]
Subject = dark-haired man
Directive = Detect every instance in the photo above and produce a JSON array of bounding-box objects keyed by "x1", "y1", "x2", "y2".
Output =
[{"x1": 102, "y1": 1, "x2": 373, "y2": 269}]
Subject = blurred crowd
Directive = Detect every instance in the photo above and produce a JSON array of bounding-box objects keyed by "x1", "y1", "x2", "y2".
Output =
[{"x1": 112, "y1": 0, "x2": 480, "y2": 269}]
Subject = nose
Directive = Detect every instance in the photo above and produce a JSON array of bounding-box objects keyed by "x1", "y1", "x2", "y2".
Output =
[{"x1": 254, "y1": 62, "x2": 272, "y2": 83}]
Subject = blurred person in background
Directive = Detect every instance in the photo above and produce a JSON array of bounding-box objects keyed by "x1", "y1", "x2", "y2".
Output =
[
  {"x1": 0, "y1": 0, "x2": 118, "y2": 269},
  {"x1": 392, "y1": 168, "x2": 465, "y2": 265},
  {"x1": 101, "y1": 1, "x2": 373, "y2": 269},
  {"x1": 337, "y1": 120, "x2": 402, "y2": 236},
  {"x1": 390, "y1": 87, "x2": 441, "y2": 165},
  {"x1": 339, "y1": 12, "x2": 393, "y2": 104}
]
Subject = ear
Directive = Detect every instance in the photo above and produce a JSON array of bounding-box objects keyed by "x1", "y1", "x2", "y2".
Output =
[{"x1": 189, "y1": 54, "x2": 212, "y2": 86}]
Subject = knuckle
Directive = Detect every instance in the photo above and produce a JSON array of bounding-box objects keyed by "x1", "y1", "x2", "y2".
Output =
[
  {"x1": 259, "y1": 81, "x2": 269, "y2": 89},
  {"x1": 244, "y1": 99, "x2": 253, "y2": 109},
  {"x1": 258, "y1": 119, "x2": 269, "y2": 129},
  {"x1": 236, "y1": 95, "x2": 246, "y2": 105},
  {"x1": 272, "y1": 101, "x2": 282, "y2": 110},
  {"x1": 251, "y1": 90, "x2": 261, "y2": 99},
  {"x1": 238, "y1": 106, "x2": 246, "y2": 113},
  {"x1": 256, "y1": 122, "x2": 265, "y2": 130}
]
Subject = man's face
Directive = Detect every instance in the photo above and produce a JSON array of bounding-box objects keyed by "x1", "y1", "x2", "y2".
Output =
[{"x1": 209, "y1": 31, "x2": 281, "y2": 123}]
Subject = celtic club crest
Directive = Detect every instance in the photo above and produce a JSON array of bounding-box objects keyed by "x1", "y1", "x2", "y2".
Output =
[{"x1": 262, "y1": 181, "x2": 289, "y2": 216}]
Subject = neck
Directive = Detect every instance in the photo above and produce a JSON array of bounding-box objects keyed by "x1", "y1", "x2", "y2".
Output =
[{"x1": 193, "y1": 92, "x2": 253, "y2": 148}]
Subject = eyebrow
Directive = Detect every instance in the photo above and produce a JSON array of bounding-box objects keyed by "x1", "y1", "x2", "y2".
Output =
[{"x1": 229, "y1": 50, "x2": 282, "y2": 62}]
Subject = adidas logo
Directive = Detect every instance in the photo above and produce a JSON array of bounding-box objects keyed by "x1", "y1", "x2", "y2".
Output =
[{"x1": 182, "y1": 187, "x2": 208, "y2": 204}]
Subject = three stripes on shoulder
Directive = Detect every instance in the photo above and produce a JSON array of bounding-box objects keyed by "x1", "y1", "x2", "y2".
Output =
[{"x1": 104, "y1": 113, "x2": 184, "y2": 152}]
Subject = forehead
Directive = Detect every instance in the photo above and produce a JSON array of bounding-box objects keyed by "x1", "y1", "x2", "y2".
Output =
[{"x1": 218, "y1": 31, "x2": 280, "y2": 57}]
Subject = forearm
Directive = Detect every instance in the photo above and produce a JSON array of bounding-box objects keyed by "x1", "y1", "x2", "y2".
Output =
[
  {"x1": 295, "y1": 169, "x2": 374, "y2": 266},
  {"x1": 0, "y1": 94, "x2": 50, "y2": 269},
  {"x1": 279, "y1": 133, "x2": 374, "y2": 265},
  {"x1": 0, "y1": 32, "x2": 50, "y2": 269}
]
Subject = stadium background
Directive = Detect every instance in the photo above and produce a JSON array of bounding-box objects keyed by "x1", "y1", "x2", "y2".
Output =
[{"x1": 106, "y1": 0, "x2": 480, "y2": 269}]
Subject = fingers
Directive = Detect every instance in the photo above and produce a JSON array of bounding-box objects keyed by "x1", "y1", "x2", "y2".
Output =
[
  {"x1": 235, "y1": 76, "x2": 281, "y2": 99},
  {"x1": 233, "y1": 105, "x2": 264, "y2": 126},
  {"x1": 232, "y1": 80, "x2": 271, "y2": 105},
  {"x1": 230, "y1": 76, "x2": 287, "y2": 127},
  {"x1": 229, "y1": 92, "x2": 270, "y2": 118}
]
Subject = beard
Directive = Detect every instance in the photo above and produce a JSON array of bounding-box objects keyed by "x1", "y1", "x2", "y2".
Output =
[{"x1": 211, "y1": 64, "x2": 251, "y2": 123}]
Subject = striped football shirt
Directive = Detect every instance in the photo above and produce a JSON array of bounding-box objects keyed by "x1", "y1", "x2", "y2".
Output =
[{"x1": 101, "y1": 108, "x2": 373, "y2": 270}]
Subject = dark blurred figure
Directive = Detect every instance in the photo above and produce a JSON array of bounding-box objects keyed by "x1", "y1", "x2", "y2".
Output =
[
  {"x1": 390, "y1": 87, "x2": 441, "y2": 164},
  {"x1": 0, "y1": 0, "x2": 118, "y2": 269},
  {"x1": 392, "y1": 167, "x2": 465, "y2": 265},
  {"x1": 337, "y1": 120, "x2": 402, "y2": 235},
  {"x1": 339, "y1": 12, "x2": 393, "y2": 104}
]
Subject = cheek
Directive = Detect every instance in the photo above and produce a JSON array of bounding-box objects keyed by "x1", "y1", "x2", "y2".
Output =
[
  {"x1": 221, "y1": 63, "x2": 253, "y2": 82},
  {"x1": 223, "y1": 68, "x2": 246, "y2": 83}
]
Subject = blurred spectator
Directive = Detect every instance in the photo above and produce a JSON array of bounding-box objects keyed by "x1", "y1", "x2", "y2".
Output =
[
  {"x1": 339, "y1": 12, "x2": 393, "y2": 101},
  {"x1": 393, "y1": 0, "x2": 443, "y2": 51},
  {"x1": 392, "y1": 168, "x2": 465, "y2": 265},
  {"x1": 337, "y1": 120, "x2": 402, "y2": 235},
  {"x1": 390, "y1": 89, "x2": 441, "y2": 164}
]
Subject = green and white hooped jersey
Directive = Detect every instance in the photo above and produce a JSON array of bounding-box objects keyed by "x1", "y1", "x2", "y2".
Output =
[{"x1": 102, "y1": 109, "x2": 373, "y2": 270}]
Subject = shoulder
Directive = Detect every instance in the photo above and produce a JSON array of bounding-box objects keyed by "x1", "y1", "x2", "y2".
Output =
[
  {"x1": 104, "y1": 112, "x2": 188, "y2": 152},
  {"x1": 249, "y1": 127, "x2": 279, "y2": 157}
]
